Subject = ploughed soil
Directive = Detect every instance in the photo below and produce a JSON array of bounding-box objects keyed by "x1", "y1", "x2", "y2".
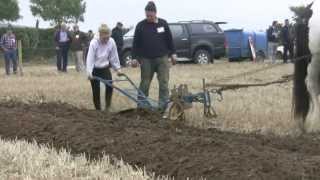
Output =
[{"x1": 1, "y1": 101, "x2": 320, "y2": 180}]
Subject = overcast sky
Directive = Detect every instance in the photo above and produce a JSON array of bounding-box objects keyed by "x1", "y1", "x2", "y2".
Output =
[{"x1": 15, "y1": 0, "x2": 310, "y2": 32}]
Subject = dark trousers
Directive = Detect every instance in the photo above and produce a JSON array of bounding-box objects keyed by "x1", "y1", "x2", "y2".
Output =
[
  {"x1": 90, "y1": 67, "x2": 113, "y2": 110},
  {"x1": 84, "y1": 47, "x2": 89, "y2": 66},
  {"x1": 3, "y1": 49, "x2": 17, "y2": 75},
  {"x1": 283, "y1": 42, "x2": 294, "y2": 63},
  {"x1": 57, "y1": 44, "x2": 69, "y2": 72},
  {"x1": 117, "y1": 47, "x2": 124, "y2": 66}
]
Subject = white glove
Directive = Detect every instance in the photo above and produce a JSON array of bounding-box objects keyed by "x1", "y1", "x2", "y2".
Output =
[
  {"x1": 115, "y1": 69, "x2": 124, "y2": 76},
  {"x1": 87, "y1": 71, "x2": 93, "y2": 80}
]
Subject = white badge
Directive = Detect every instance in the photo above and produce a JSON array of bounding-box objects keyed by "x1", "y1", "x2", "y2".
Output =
[{"x1": 157, "y1": 27, "x2": 165, "y2": 33}]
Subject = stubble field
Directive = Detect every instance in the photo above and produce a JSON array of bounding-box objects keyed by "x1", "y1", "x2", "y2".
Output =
[{"x1": 1, "y1": 61, "x2": 320, "y2": 179}]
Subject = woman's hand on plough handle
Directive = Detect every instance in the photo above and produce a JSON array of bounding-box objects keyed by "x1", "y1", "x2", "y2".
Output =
[
  {"x1": 87, "y1": 72, "x2": 93, "y2": 80},
  {"x1": 115, "y1": 69, "x2": 123, "y2": 76}
]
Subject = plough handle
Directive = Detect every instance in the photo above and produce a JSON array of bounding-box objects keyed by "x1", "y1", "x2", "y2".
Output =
[{"x1": 91, "y1": 75, "x2": 155, "y2": 109}]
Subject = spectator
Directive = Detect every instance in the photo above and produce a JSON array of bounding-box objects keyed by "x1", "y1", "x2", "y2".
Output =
[
  {"x1": 84, "y1": 30, "x2": 94, "y2": 65},
  {"x1": 132, "y1": 1, "x2": 177, "y2": 112},
  {"x1": 281, "y1": 19, "x2": 294, "y2": 63},
  {"x1": 54, "y1": 23, "x2": 72, "y2": 72},
  {"x1": 86, "y1": 24, "x2": 122, "y2": 111},
  {"x1": 71, "y1": 24, "x2": 87, "y2": 72},
  {"x1": 267, "y1": 21, "x2": 279, "y2": 63},
  {"x1": 0, "y1": 25, "x2": 17, "y2": 75},
  {"x1": 289, "y1": 23, "x2": 296, "y2": 61},
  {"x1": 87, "y1": 30, "x2": 94, "y2": 41},
  {"x1": 54, "y1": 25, "x2": 62, "y2": 69},
  {"x1": 112, "y1": 22, "x2": 125, "y2": 66}
]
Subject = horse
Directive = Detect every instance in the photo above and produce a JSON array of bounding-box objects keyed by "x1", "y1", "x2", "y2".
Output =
[{"x1": 292, "y1": 2, "x2": 320, "y2": 133}]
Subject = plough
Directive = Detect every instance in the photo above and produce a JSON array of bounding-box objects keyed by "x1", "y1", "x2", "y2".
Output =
[{"x1": 92, "y1": 74, "x2": 223, "y2": 120}]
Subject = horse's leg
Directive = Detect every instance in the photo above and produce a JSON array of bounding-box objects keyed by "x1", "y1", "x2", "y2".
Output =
[
  {"x1": 305, "y1": 53, "x2": 320, "y2": 132},
  {"x1": 305, "y1": 5, "x2": 320, "y2": 131}
]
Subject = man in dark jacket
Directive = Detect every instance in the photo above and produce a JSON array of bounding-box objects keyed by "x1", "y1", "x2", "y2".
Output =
[
  {"x1": 54, "y1": 23, "x2": 72, "y2": 72},
  {"x1": 84, "y1": 30, "x2": 94, "y2": 65},
  {"x1": 267, "y1": 21, "x2": 280, "y2": 63},
  {"x1": 112, "y1": 22, "x2": 125, "y2": 66},
  {"x1": 71, "y1": 24, "x2": 87, "y2": 72},
  {"x1": 281, "y1": 19, "x2": 294, "y2": 63},
  {"x1": 132, "y1": 1, "x2": 177, "y2": 111}
]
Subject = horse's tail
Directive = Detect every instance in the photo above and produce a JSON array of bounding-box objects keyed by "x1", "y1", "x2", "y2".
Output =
[
  {"x1": 293, "y1": 58, "x2": 310, "y2": 131},
  {"x1": 292, "y1": 24, "x2": 311, "y2": 132}
]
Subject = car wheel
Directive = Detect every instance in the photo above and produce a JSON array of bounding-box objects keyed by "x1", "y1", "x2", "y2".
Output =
[
  {"x1": 193, "y1": 49, "x2": 212, "y2": 64},
  {"x1": 122, "y1": 50, "x2": 133, "y2": 67}
]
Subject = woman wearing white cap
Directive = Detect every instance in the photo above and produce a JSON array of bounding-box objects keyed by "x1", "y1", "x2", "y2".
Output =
[{"x1": 86, "y1": 24, "x2": 122, "y2": 110}]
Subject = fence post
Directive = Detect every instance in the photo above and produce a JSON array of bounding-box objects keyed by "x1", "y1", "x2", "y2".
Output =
[
  {"x1": 249, "y1": 36, "x2": 256, "y2": 63},
  {"x1": 18, "y1": 40, "x2": 24, "y2": 76}
]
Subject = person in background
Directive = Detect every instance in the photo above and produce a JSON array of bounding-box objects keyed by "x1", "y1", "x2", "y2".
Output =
[
  {"x1": 0, "y1": 25, "x2": 17, "y2": 75},
  {"x1": 54, "y1": 25, "x2": 62, "y2": 70},
  {"x1": 132, "y1": 1, "x2": 177, "y2": 112},
  {"x1": 112, "y1": 22, "x2": 125, "y2": 66},
  {"x1": 71, "y1": 24, "x2": 87, "y2": 72},
  {"x1": 281, "y1": 19, "x2": 294, "y2": 63},
  {"x1": 289, "y1": 22, "x2": 296, "y2": 62},
  {"x1": 88, "y1": 30, "x2": 94, "y2": 40},
  {"x1": 86, "y1": 24, "x2": 122, "y2": 111},
  {"x1": 84, "y1": 30, "x2": 94, "y2": 66},
  {"x1": 267, "y1": 21, "x2": 279, "y2": 63},
  {"x1": 54, "y1": 23, "x2": 72, "y2": 72}
]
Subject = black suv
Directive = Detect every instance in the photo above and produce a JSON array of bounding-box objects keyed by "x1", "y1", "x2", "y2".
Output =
[{"x1": 121, "y1": 20, "x2": 226, "y2": 65}]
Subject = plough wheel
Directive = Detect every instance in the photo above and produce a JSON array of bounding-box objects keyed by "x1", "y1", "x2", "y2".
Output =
[{"x1": 168, "y1": 102, "x2": 185, "y2": 121}]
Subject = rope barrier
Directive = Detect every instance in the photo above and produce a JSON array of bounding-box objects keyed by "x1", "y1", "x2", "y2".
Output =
[
  {"x1": 207, "y1": 54, "x2": 313, "y2": 93},
  {"x1": 208, "y1": 74, "x2": 293, "y2": 93}
]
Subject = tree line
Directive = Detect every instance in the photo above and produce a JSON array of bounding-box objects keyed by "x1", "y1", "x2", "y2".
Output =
[{"x1": 1, "y1": 0, "x2": 86, "y2": 25}]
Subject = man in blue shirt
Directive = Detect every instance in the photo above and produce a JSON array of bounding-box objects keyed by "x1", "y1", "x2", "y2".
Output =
[
  {"x1": 54, "y1": 23, "x2": 72, "y2": 72},
  {"x1": 0, "y1": 25, "x2": 17, "y2": 75}
]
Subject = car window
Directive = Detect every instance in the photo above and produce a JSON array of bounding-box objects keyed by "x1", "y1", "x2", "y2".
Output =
[
  {"x1": 190, "y1": 23, "x2": 218, "y2": 34},
  {"x1": 124, "y1": 28, "x2": 135, "y2": 37},
  {"x1": 214, "y1": 24, "x2": 223, "y2": 32},
  {"x1": 169, "y1": 25, "x2": 184, "y2": 37}
]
